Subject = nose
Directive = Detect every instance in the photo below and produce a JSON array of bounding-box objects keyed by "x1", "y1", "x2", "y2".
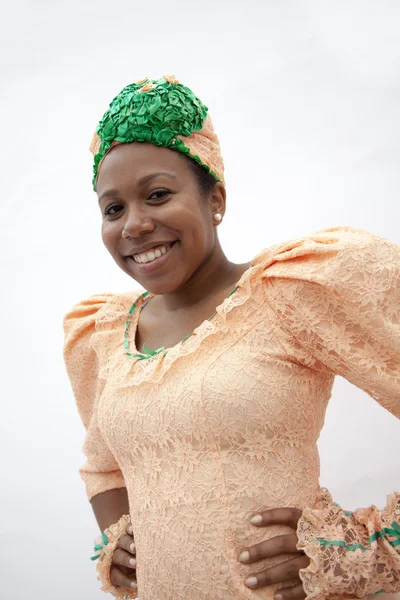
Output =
[{"x1": 121, "y1": 205, "x2": 155, "y2": 239}]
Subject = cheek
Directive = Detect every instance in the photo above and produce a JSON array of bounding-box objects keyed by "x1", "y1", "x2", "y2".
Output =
[
  {"x1": 177, "y1": 198, "x2": 211, "y2": 237},
  {"x1": 101, "y1": 221, "x2": 119, "y2": 253},
  {"x1": 186, "y1": 208, "x2": 214, "y2": 246}
]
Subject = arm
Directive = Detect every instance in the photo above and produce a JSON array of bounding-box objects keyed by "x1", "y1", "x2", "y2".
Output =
[
  {"x1": 63, "y1": 296, "x2": 137, "y2": 597},
  {"x1": 63, "y1": 294, "x2": 127, "y2": 501},
  {"x1": 91, "y1": 487, "x2": 137, "y2": 597},
  {"x1": 261, "y1": 227, "x2": 400, "y2": 598},
  {"x1": 91, "y1": 487, "x2": 130, "y2": 532}
]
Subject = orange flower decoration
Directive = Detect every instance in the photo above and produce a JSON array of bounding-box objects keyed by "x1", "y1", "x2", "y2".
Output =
[
  {"x1": 135, "y1": 77, "x2": 148, "y2": 85},
  {"x1": 164, "y1": 74, "x2": 179, "y2": 84},
  {"x1": 89, "y1": 132, "x2": 101, "y2": 155},
  {"x1": 139, "y1": 82, "x2": 157, "y2": 93}
]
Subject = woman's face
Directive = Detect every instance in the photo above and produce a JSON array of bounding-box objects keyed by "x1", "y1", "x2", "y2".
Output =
[{"x1": 97, "y1": 142, "x2": 224, "y2": 294}]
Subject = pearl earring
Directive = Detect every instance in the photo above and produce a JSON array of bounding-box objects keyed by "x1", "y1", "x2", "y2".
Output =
[{"x1": 214, "y1": 213, "x2": 222, "y2": 223}]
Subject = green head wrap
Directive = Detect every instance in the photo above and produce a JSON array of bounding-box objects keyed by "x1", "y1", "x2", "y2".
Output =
[{"x1": 90, "y1": 75, "x2": 225, "y2": 191}]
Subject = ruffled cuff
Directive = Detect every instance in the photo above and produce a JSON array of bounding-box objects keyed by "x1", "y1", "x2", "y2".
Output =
[
  {"x1": 92, "y1": 514, "x2": 137, "y2": 598},
  {"x1": 296, "y1": 488, "x2": 400, "y2": 600}
]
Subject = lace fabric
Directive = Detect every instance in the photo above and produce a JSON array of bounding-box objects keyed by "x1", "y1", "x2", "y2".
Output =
[
  {"x1": 63, "y1": 226, "x2": 400, "y2": 599},
  {"x1": 94, "y1": 514, "x2": 137, "y2": 598},
  {"x1": 297, "y1": 488, "x2": 400, "y2": 599}
]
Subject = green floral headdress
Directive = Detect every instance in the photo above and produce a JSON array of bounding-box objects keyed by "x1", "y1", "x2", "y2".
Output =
[{"x1": 90, "y1": 75, "x2": 225, "y2": 190}]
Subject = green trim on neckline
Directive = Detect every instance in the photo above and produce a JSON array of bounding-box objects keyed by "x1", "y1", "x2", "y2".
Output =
[{"x1": 125, "y1": 285, "x2": 240, "y2": 360}]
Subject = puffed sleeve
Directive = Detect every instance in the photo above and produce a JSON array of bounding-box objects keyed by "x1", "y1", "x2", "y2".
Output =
[
  {"x1": 63, "y1": 294, "x2": 126, "y2": 502},
  {"x1": 261, "y1": 226, "x2": 400, "y2": 599}
]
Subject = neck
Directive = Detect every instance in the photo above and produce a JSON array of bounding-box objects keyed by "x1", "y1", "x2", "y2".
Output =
[{"x1": 160, "y1": 242, "x2": 249, "y2": 312}]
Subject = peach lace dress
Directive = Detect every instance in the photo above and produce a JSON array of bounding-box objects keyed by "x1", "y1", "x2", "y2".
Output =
[{"x1": 63, "y1": 226, "x2": 400, "y2": 600}]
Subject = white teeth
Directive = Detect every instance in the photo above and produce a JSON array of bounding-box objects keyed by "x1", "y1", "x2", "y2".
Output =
[{"x1": 133, "y1": 243, "x2": 172, "y2": 264}]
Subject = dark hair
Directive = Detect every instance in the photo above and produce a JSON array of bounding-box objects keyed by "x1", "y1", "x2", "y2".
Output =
[{"x1": 184, "y1": 155, "x2": 218, "y2": 196}]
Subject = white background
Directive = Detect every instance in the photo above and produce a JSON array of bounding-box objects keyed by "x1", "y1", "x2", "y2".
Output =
[{"x1": 1, "y1": 1, "x2": 399, "y2": 598}]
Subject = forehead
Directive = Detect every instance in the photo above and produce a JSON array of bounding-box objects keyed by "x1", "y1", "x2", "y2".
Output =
[{"x1": 96, "y1": 142, "x2": 190, "y2": 191}]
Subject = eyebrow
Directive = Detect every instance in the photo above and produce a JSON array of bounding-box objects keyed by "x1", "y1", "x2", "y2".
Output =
[{"x1": 98, "y1": 172, "x2": 177, "y2": 203}]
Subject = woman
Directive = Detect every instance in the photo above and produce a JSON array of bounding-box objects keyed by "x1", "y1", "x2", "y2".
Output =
[{"x1": 63, "y1": 75, "x2": 400, "y2": 600}]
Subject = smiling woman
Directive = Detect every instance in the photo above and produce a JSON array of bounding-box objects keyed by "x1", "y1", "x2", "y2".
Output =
[
  {"x1": 63, "y1": 75, "x2": 400, "y2": 600},
  {"x1": 97, "y1": 141, "x2": 231, "y2": 299}
]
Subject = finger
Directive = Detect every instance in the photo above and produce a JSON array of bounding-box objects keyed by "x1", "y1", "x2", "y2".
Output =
[
  {"x1": 239, "y1": 534, "x2": 299, "y2": 564},
  {"x1": 244, "y1": 555, "x2": 309, "y2": 589},
  {"x1": 275, "y1": 584, "x2": 306, "y2": 600},
  {"x1": 113, "y1": 548, "x2": 137, "y2": 570},
  {"x1": 250, "y1": 507, "x2": 303, "y2": 529},
  {"x1": 110, "y1": 565, "x2": 137, "y2": 592},
  {"x1": 126, "y1": 522, "x2": 134, "y2": 537},
  {"x1": 118, "y1": 534, "x2": 136, "y2": 554}
]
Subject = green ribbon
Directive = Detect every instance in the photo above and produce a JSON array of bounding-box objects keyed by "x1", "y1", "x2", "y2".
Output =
[
  {"x1": 90, "y1": 531, "x2": 109, "y2": 561},
  {"x1": 128, "y1": 344, "x2": 167, "y2": 361},
  {"x1": 317, "y1": 521, "x2": 400, "y2": 551}
]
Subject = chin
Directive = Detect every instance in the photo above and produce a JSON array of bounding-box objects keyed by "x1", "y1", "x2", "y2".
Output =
[
  {"x1": 122, "y1": 269, "x2": 183, "y2": 295},
  {"x1": 142, "y1": 278, "x2": 182, "y2": 296}
]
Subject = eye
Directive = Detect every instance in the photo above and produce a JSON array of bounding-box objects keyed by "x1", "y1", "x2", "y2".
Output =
[
  {"x1": 103, "y1": 204, "x2": 123, "y2": 217},
  {"x1": 148, "y1": 189, "x2": 171, "y2": 202}
]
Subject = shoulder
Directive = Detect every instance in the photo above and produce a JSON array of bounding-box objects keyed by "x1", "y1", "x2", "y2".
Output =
[
  {"x1": 249, "y1": 227, "x2": 400, "y2": 320},
  {"x1": 63, "y1": 289, "x2": 144, "y2": 344},
  {"x1": 252, "y1": 226, "x2": 399, "y2": 286}
]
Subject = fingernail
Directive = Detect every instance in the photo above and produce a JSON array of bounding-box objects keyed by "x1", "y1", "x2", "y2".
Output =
[
  {"x1": 250, "y1": 514, "x2": 263, "y2": 525},
  {"x1": 239, "y1": 550, "x2": 250, "y2": 563},
  {"x1": 130, "y1": 581, "x2": 137, "y2": 589},
  {"x1": 275, "y1": 594, "x2": 283, "y2": 600},
  {"x1": 245, "y1": 576, "x2": 258, "y2": 588},
  {"x1": 129, "y1": 558, "x2": 137, "y2": 567},
  {"x1": 130, "y1": 543, "x2": 136, "y2": 553},
  {"x1": 127, "y1": 524, "x2": 133, "y2": 535}
]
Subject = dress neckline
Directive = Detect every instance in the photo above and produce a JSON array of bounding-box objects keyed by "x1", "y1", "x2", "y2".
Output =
[{"x1": 124, "y1": 260, "x2": 257, "y2": 361}]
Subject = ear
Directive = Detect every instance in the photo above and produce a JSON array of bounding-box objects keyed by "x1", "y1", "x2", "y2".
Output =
[{"x1": 209, "y1": 182, "x2": 226, "y2": 222}]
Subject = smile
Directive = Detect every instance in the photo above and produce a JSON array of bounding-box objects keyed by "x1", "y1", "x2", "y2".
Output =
[{"x1": 132, "y1": 243, "x2": 174, "y2": 264}]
